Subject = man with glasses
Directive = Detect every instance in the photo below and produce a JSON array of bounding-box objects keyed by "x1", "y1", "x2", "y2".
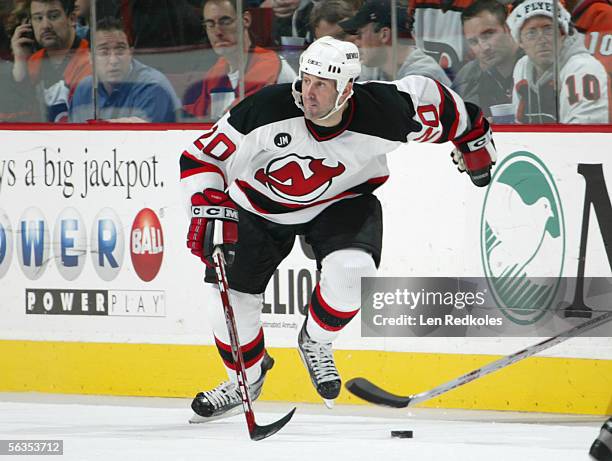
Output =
[
  {"x1": 507, "y1": 0, "x2": 609, "y2": 123},
  {"x1": 182, "y1": 0, "x2": 297, "y2": 120},
  {"x1": 339, "y1": 0, "x2": 450, "y2": 84},
  {"x1": 69, "y1": 17, "x2": 180, "y2": 122},
  {"x1": 10, "y1": 0, "x2": 91, "y2": 122},
  {"x1": 454, "y1": 0, "x2": 522, "y2": 119}
]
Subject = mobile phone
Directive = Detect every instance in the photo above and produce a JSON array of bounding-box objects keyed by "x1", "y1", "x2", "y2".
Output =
[{"x1": 22, "y1": 18, "x2": 35, "y2": 41}]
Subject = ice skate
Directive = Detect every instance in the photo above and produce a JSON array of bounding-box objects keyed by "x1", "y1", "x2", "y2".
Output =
[
  {"x1": 189, "y1": 352, "x2": 274, "y2": 423},
  {"x1": 298, "y1": 322, "x2": 341, "y2": 409}
]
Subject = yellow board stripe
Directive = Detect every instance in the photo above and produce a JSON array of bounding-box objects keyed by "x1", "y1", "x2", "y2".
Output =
[{"x1": 1, "y1": 340, "x2": 610, "y2": 415}]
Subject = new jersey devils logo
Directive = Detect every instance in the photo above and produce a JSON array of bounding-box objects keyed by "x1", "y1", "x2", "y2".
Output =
[{"x1": 255, "y1": 154, "x2": 346, "y2": 203}]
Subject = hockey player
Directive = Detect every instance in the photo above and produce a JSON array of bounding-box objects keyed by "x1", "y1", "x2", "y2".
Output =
[
  {"x1": 507, "y1": 0, "x2": 610, "y2": 123},
  {"x1": 180, "y1": 35, "x2": 496, "y2": 421}
]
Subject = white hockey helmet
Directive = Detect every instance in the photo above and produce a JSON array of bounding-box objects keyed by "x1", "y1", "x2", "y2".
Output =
[{"x1": 292, "y1": 36, "x2": 361, "y2": 120}]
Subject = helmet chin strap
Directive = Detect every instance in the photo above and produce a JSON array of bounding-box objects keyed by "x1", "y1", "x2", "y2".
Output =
[{"x1": 314, "y1": 89, "x2": 353, "y2": 122}]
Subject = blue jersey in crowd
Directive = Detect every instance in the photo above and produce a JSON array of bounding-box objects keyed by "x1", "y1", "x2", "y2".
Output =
[{"x1": 69, "y1": 59, "x2": 180, "y2": 123}]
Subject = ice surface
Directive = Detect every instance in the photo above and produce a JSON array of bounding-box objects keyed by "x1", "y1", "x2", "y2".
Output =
[{"x1": 0, "y1": 393, "x2": 604, "y2": 461}]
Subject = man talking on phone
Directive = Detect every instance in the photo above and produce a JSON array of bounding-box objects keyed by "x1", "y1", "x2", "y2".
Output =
[{"x1": 10, "y1": 0, "x2": 91, "y2": 122}]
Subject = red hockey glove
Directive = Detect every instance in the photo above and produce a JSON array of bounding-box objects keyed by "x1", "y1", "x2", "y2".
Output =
[
  {"x1": 187, "y1": 189, "x2": 238, "y2": 267},
  {"x1": 451, "y1": 108, "x2": 497, "y2": 187}
]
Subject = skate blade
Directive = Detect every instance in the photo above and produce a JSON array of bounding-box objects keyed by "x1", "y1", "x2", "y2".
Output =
[
  {"x1": 188, "y1": 406, "x2": 242, "y2": 424},
  {"x1": 323, "y1": 399, "x2": 335, "y2": 409}
]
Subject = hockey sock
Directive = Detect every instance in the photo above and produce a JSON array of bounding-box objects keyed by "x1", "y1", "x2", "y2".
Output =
[
  {"x1": 214, "y1": 327, "x2": 266, "y2": 384},
  {"x1": 306, "y1": 248, "x2": 377, "y2": 343},
  {"x1": 204, "y1": 284, "x2": 266, "y2": 383}
]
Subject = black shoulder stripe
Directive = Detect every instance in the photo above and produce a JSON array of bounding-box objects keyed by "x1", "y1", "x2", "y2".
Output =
[
  {"x1": 350, "y1": 83, "x2": 422, "y2": 141},
  {"x1": 227, "y1": 84, "x2": 303, "y2": 135}
]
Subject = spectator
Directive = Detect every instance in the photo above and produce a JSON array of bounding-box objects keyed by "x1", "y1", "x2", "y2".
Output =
[
  {"x1": 454, "y1": 0, "x2": 521, "y2": 118},
  {"x1": 507, "y1": 0, "x2": 609, "y2": 123},
  {"x1": 69, "y1": 17, "x2": 181, "y2": 122},
  {"x1": 257, "y1": 0, "x2": 315, "y2": 71},
  {"x1": 1, "y1": 6, "x2": 40, "y2": 122},
  {"x1": 10, "y1": 0, "x2": 91, "y2": 122},
  {"x1": 340, "y1": 0, "x2": 451, "y2": 84},
  {"x1": 567, "y1": 0, "x2": 612, "y2": 77},
  {"x1": 262, "y1": 0, "x2": 313, "y2": 44},
  {"x1": 310, "y1": 0, "x2": 358, "y2": 40},
  {"x1": 182, "y1": 0, "x2": 297, "y2": 121}
]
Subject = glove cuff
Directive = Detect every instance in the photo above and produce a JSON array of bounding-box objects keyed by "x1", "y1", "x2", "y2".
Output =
[{"x1": 467, "y1": 166, "x2": 492, "y2": 187}]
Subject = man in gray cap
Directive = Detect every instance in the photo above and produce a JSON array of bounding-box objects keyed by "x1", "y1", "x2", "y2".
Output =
[
  {"x1": 507, "y1": 0, "x2": 609, "y2": 123},
  {"x1": 339, "y1": 0, "x2": 451, "y2": 84}
]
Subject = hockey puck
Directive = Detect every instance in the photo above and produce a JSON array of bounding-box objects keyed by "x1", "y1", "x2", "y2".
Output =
[{"x1": 391, "y1": 430, "x2": 413, "y2": 438}]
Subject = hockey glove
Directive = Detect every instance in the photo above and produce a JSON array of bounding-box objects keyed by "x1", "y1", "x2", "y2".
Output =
[
  {"x1": 188, "y1": 189, "x2": 238, "y2": 267},
  {"x1": 451, "y1": 110, "x2": 497, "y2": 187}
]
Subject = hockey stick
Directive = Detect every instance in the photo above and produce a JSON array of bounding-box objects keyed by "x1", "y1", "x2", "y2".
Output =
[
  {"x1": 211, "y1": 223, "x2": 296, "y2": 441},
  {"x1": 346, "y1": 309, "x2": 612, "y2": 408}
]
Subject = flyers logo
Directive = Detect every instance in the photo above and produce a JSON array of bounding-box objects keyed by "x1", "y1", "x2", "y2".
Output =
[{"x1": 255, "y1": 154, "x2": 345, "y2": 203}]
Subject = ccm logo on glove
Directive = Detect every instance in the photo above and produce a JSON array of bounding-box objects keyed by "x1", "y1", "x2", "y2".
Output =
[{"x1": 191, "y1": 206, "x2": 239, "y2": 221}]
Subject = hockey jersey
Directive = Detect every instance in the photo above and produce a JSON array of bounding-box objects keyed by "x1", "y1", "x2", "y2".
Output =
[
  {"x1": 571, "y1": 0, "x2": 612, "y2": 76},
  {"x1": 180, "y1": 76, "x2": 475, "y2": 225},
  {"x1": 182, "y1": 46, "x2": 297, "y2": 121},
  {"x1": 413, "y1": 0, "x2": 472, "y2": 79},
  {"x1": 27, "y1": 38, "x2": 91, "y2": 122},
  {"x1": 512, "y1": 34, "x2": 609, "y2": 123}
]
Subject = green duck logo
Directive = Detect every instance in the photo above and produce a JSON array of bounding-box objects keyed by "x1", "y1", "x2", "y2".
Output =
[{"x1": 480, "y1": 152, "x2": 565, "y2": 325}]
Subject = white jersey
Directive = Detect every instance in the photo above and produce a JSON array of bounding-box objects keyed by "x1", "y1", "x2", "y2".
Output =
[
  {"x1": 512, "y1": 34, "x2": 610, "y2": 124},
  {"x1": 180, "y1": 76, "x2": 476, "y2": 225},
  {"x1": 413, "y1": 0, "x2": 470, "y2": 78}
]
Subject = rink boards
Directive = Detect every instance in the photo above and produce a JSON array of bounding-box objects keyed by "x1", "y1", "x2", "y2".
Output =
[{"x1": 0, "y1": 125, "x2": 610, "y2": 415}]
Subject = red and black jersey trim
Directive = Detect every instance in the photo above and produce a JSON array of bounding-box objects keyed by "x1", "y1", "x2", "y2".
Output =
[
  {"x1": 214, "y1": 327, "x2": 265, "y2": 370},
  {"x1": 433, "y1": 80, "x2": 460, "y2": 143},
  {"x1": 235, "y1": 176, "x2": 388, "y2": 214},
  {"x1": 180, "y1": 151, "x2": 226, "y2": 185},
  {"x1": 308, "y1": 284, "x2": 359, "y2": 332}
]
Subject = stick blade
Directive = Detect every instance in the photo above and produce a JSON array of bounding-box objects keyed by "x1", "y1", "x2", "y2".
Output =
[
  {"x1": 249, "y1": 407, "x2": 297, "y2": 441},
  {"x1": 346, "y1": 378, "x2": 412, "y2": 408}
]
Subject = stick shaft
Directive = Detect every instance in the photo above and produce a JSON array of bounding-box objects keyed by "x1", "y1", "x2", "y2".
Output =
[
  {"x1": 408, "y1": 310, "x2": 612, "y2": 405},
  {"x1": 212, "y1": 248, "x2": 256, "y2": 431}
]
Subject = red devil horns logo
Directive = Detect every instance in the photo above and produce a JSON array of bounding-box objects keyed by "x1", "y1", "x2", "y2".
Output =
[{"x1": 255, "y1": 154, "x2": 346, "y2": 203}]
